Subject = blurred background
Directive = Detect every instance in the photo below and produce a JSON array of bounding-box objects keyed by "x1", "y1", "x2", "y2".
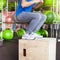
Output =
[{"x1": 0, "y1": 0, "x2": 60, "y2": 40}]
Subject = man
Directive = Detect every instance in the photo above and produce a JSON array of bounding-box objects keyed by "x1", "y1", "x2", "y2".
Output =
[{"x1": 16, "y1": 0, "x2": 46, "y2": 39}]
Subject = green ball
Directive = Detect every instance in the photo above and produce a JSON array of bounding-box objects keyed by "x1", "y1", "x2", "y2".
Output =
[
  {"x1": 8, "y1": 2, "x2": 18, "y2": 11},
  {"x1": 53, "y1": 13, "x2": 57, "y2": 23},
  {"x1": 44, "y1": 11, "x2": 55, "y2": 24},
  {"x1": 16, "y1": 29, "x2": 25, "y2": 38},
  {"x1": 0, "y1": 31, "x2": 3, "y2": 39},
  {"x1": 44, "y1": 0, "x2": 56, "y2": 7},
  {"x1": 0, "y1": 0, "x2": 7, "y2": 11},
  {"x1": 39, "y1": 29, "x2": 48, "y2": 37},
  {"x1": 36, "y1": 30, "x2": 41, "y2": 35},
  {"x1": 3, "y1": 29, "x2": 13, "y2": 41},
  {"x1": 53, "y1": 14, "x2": 60, "y2": 23}
]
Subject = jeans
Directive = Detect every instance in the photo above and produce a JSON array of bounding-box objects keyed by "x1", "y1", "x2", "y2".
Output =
[{"x1": 12, "y1": 12, "x2": 46, "y2": 33}]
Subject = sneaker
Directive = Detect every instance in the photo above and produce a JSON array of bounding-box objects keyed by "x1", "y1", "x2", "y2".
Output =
[
  {"x1": 30, "y1": 32, "x2": 43, "y2": 39},
  {"x1": 22, "y1": 33, "x2": 30, "y2": 39},
  {"x1": 22, "y1": 33, "x2": 35, "y2": 40}
]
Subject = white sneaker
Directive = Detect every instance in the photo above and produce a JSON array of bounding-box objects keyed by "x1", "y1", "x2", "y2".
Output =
[
  {"x1": 22, "y1": 33, "x2": 30, "y2": 39},
  {"x1": 22, "y1": 33, "x2": 35, "y2": 40},
  {"x1": 22, "y1": 32, "x2": 43, "y2": 40},
  {"x1": 30, "y1": 32, "x2": 43, "y2": 39}
]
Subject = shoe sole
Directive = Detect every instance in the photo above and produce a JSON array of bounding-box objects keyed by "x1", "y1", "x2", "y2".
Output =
[{"x1": 22, "y1": 37, "x2": 36, "y2": 40}]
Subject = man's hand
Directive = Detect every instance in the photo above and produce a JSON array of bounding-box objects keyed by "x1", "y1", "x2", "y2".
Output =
[
  {"x1": 32, "y1": 3, "x2": 40, "y2": 11},
  {"x1": 33, "y1": 0, "x2": 43, "y2": 4},
  {"x1": 21, "y1": 0, "x2": 41, "y2": 8},
  {"x1": 33, "y1": 0, "x2": 40, "y2": 3},
  {"x1": 40, "y1": 0, "x2": 44, "y2": 4},
  {"x1": 32, "y1": 0, "x2": 44, "y2": 11}
]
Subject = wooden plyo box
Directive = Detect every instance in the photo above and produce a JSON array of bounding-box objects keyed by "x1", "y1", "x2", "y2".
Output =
[{"x1": 19, "y1": 38, "x2": 56, "y2": 60}]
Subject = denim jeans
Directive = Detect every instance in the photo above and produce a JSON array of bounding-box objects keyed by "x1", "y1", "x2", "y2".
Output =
[{"x1": 12, "y1": 12, "x2": 46, "y2": 33}]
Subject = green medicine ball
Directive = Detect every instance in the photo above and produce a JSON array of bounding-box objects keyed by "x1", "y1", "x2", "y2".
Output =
[
  {"x1": 0, "y1": 31, "x2": 3, "y2": 39},
  {"x1": 0, "y1": 0, "x2": 7, "y2": 11},
  {"x1": 39, "y1": 29, "x2": 48, "y2": 37},
  {"x1": 44, "y1": 11, "x2": 55, "y2": 24},
  {"x1": 3, "y1": 29, "x2": 13, "y2": 41},
  {"x1": 44, "y1": 0, "x2": 56, "y2": 7},
  {"x1": 16, "y1": 28, "x2": 25, "y2": 38}
]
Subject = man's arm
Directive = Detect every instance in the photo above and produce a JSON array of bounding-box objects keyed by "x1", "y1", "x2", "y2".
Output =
[
  {"x1": 21, "y1": 0, "x2": 40, "y2": 8},
  {"x1": 32, "y1": 3, "x2": 41, "y2": 10},
  {"x1": 32, "y1": 0, "x2": 44, "y2": 11}
]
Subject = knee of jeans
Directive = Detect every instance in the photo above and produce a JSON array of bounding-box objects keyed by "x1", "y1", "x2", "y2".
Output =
[
  {"x1": 35, "y1": 14, "x2": 42, "y2": 20},
  {"x1": 13, "y1": 14, "x2": 18, "y2": 22},
  {"x1": 42, "y1": 14, "x2": 47, "y2": 21},
  {"x1": 16, "y1": 16, "x2": 20, "y2": 22}
]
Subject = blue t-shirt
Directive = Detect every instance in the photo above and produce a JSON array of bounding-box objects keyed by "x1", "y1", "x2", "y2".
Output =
[{"x1": 16, "y1": 0, "x2": 35, "y2": 16}]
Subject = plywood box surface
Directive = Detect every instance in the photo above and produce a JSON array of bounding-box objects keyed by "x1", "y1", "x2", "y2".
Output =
[{"x1": 19, "y1": 38, "x2": 56, "y2": 60}]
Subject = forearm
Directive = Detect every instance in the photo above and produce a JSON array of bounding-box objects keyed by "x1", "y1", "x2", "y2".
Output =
[
  {"x1": 32, "y1": 0, "x2": 44, "y2": 11},
  {"x1": 32, "y1": 3, "x2": 40, "y2": 10},
  {"x1": 21, "y1": 0, "x2": 42, "y2": 8},
  {"x1": 21, "y1": 1, "x2": 35, "y2": 8}
]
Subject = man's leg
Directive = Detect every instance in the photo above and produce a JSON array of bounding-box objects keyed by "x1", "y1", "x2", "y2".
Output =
[
  {"x1": 25, "y1": 13, "x2": 46, "y2": 34},
  {"x1": 33, "y1": 14, "x2": 46, "y2": 32},
  {"x1": 16, "y1": 12, "x2": 46, "y2": 34}
]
